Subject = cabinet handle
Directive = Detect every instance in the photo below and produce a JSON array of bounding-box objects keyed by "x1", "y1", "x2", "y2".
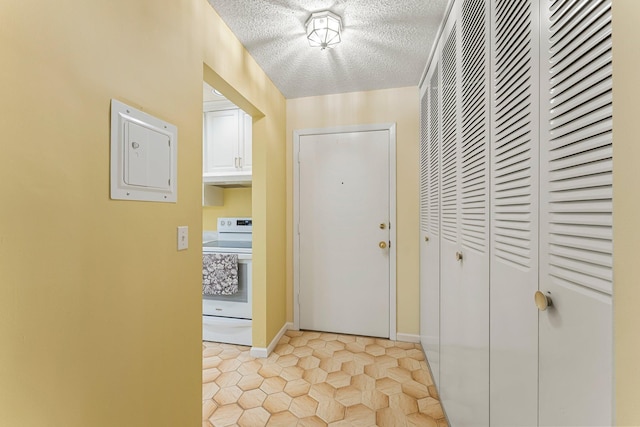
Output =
[
  {"x1": 534, "y1": 291, "x2": 552, "y2": 311},
  {"x1": 239, "y1": 157, "x2": 243, "y2": 168},
  {"x1": 234, "y1": 157, "x2": 239, "y2": 168}
]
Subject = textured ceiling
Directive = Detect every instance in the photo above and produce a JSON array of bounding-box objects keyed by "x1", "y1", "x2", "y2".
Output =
[{"x1": 206, "y1": 0, "x2": 449, "y2": 99}]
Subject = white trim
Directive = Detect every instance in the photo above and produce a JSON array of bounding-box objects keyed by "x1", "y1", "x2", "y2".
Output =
[
  {"x1": 249, "y1": 322, "x2": 292, "y2": 358},
  {"x1": 396, "y1": 333, "x2": 421, "y2": 343},
  {"x1": 293, "y1": 123, "x2": 398, "y2": 341},
  {"x1": 418, "y1": 0, "x2": 456, "y2": 89}
]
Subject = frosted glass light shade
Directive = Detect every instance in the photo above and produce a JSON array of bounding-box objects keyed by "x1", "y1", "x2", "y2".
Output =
[{"x1": 305, "y1": 11, "x2": 342, "y2": 50}]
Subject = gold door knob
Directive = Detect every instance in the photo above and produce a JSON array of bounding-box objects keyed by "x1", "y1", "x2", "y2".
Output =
[
  {"x1": 455, "y1": 251, "x2": 463, "y2": 261},
  {"x1": 535, "y1": 291, "x2": 552, "y2": 311},
  {"x1": 379, "y1": 223, "x2": 386, "y2": 229},
  {"x1": 379, "y1": 241, "x2": 387, "y2": 249}
]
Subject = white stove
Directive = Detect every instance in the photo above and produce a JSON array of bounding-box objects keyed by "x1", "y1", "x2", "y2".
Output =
[{"x1": 202, "y1": 217, "x2": 253, "y2": 345}]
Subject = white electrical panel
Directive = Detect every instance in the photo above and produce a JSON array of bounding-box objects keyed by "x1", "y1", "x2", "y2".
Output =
[{"x1": 110, "y1": 99, "x2": 177, "y2": 202}]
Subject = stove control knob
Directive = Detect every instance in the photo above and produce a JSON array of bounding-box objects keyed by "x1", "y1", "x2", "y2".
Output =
[
  {"x1": 227, "y1": 220, "x2": 232, "y2": 226},
  {"x1": 220, "y1": 220, "x2": 224, "y2": 226}
]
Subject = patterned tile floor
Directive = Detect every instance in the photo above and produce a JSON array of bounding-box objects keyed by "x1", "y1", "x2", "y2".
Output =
[{"x1": 202, "y1": 330, "x2": 448, "y2": 426}]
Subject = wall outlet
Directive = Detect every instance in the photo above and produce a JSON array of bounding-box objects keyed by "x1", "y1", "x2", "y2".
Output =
[{"x1": 177, "y1": 226, "x2": 188, "y2": 250}]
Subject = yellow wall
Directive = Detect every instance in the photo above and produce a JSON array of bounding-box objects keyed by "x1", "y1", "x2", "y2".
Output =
[
  {"x1": 203, "y1": 188, "x2": 252, "y2": 231},
  {"x1": 286, "y1": 87, "x2": 421, "y2": 335},
  {"x1": 612, "y1": 1, "x2": 640, "y2": 424},
  {"x1": 0, "y1": 0, "x2": 286, "y2": 425}
]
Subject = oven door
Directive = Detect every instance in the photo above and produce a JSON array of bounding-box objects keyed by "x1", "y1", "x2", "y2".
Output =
[{"x1": 202, "y1": 253, "x2": 252, "y2": 319}]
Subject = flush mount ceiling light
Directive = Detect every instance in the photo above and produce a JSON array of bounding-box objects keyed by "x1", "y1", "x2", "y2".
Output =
[{"x1": 305, "y1": 11, "x2": 342, "y2": 50}]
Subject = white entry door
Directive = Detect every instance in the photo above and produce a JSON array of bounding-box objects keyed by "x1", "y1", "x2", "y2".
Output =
[{"x1": 297, "y1": 129, "x2": 392, "y2": 338}]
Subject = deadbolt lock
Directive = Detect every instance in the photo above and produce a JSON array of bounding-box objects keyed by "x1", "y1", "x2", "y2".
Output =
[{"x1": 379, "y1": 241, "x2": 387, "y2": 249}]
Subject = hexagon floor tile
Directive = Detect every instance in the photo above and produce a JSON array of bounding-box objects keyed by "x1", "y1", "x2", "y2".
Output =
[{"x1": 203, "y1": 330, "x2": 448, "y2": 427}]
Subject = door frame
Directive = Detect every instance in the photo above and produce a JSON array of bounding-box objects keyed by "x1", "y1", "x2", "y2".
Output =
[{"x1": 293, "y1": 123, "x2": 397, "y2": 340}]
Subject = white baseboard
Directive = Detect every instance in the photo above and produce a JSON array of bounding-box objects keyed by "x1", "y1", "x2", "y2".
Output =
[
  {"x1": 396, "y1": 333, "x2": 421, "y2": 343},
  {"x1": 250, "y1": 322, "x2": 292, "y2": 358}
]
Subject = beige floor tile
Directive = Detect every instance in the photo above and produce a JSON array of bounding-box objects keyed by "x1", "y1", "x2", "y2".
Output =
[
  {"x1": 377, "y1": 407, "x2": 409, "y2": 427},
  {"x1": 237, "y1": 407, "x2": 270, "y2": 427},
  {"x1": 335, "y1": 385, "x2": 362, "y2": 407},
  {"x1": 203, "y1": 330, "x2": 447, "y2": 427},
  {"x1": 319, "y1": 357, "x2": 342, "y2": 373},
  {"x1": 317, "y1": 400, "x2": 346, "y2": 423},
  {"x1": 260, "y1": 376, "x2": 287, "y2": 394},
  {"x1": 237, "y1": 360, "x2": 261, "y2": 375},
  {"x1": 214, "y1": 371, "x2": 241, "y2": 388},
  {"x1": 237, "y1": 373, "x2": 264, "y2": 391},
  {"x1": 344, "y1": 403, "x2": 376, "y2": 426},
  {"x1": 387, "y1": 366, "x2": 414, "y2": 383},
  {"x1": 402, "y1": 380, "x2": 430, "y2": 399},
  {"x1": 266, "y1": 410, "x2": 299, "y2": 426},
  {"x1": 389, "y1": 393, "x2": 419, "y2": 415},
  {"x1": 407, "y1": 411, "x2": 438, "y2": 427},
  {"x1": 203, "y1": 381, "x2": 221, "y2": 400},
  {"x1": 361, "y1": 389, "x2": 390, "y2": 411},
  {"x1": 237, "y1": 388, "x2": 267, "y2": 410},
  {"x1": 281, "y1": 365, "x2": 304, "y2": 381},
  {"x1": 418, "y1": 396, "x2": 445, "y2": 419},
  {"x1": 303, "y1": 367, "x2": 328, "y2": 385},
  {"x1": 340, "y1": 360, "x2": 364, "y2": 376},
  {"x1": 209, "y1": 403, "x2": 242, "y2": 426},
  {"x1": 290, "y1": 395, "x2": 319, "y2": 418},
  {"x1": 214, "y1": 385, "x2": 243, "y2": 406},
  {"x1": 412, "y1": 369, "x2": 434, "y2": 386},
  {"x1": 309, "y1": 382, "x2": 337, "y2": 402},
  {"x1": 276, "y1": 353, "x2": 298, "y2": 368},
  {"x1": 351, "y1": 373, "x2": 376, "y2": 391},
  {"x1": 218, "y1": 358, "x2": 242, "y2": 373},
  {"x1": 203, "y1": 367, "x2": 221, "y2": 383},
  {"x1": 376, "y1": 377, "x2": 402, "y2": 396},
  {"x1": 298, "y1": 415, "x2": 328, "y2": 426},
  {"x1": 202, "y1": 399, "x2": 217, "y2": 421},
  {"x1": 298, "y1": 355, "x2": 321, "y2": 370},
  {"x1": 284, "y1": 378, "x2": 312, "y2": 397},
  {"x1": 325, "y1": 371, "x2": 351, "y2": 388},
  {"x1": 263, "y1": 391, "x2": 292, "y2": 413}
]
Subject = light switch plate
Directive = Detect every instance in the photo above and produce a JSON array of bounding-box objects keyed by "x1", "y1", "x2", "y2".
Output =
[{"x1": 177, "y1": 226, "x2": 188, "y2": 250}]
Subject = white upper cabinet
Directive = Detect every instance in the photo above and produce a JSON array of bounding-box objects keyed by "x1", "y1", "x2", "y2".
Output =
[{"x1": 203, "y1": 106, "x2": 252, "y2": 184}]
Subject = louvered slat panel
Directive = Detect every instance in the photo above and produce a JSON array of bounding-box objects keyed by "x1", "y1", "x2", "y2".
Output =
[
  {"x1": 492, "y1": 0, "x2": 535, "y2": 269},
  {"x1": 428, "y1": 67, "x2": 440, "y2": 236},
  {"x1": 546, "y1": 0, "x2": 612, "y2": 295},
  {"x1": 420, "y1": 89, "x2": 429, "y2": 233},
  {"x1": 441, "y1": 27, "x2": 458, "y2": 244},
  {"x1": 461, "y1": 0, "x2": 488, "y2": 253}
]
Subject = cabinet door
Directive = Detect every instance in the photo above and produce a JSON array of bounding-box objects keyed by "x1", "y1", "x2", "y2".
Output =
[
  {"x1": 539, "y1": 1, "x2": 613, "y2": 425},
  {"x1": 489, "y1": 0, "x2": 540, "y2": 425},
  {"x1": 203, "y1": 109, "x2": 240, "y2": 174},
  {"x1": 438, "y1": 1, "x2": 490, "y2": 424},
  {"x1": 239, "y1": 112, "x2": 252, "y2": 171},
  {"x1": 420, "y1": 62, "x2": 440, "y2": 387}
]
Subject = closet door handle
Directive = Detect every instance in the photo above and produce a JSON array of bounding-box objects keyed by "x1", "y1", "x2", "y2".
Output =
[
  {"x1": 535, "y1": 291, "x2": 552, "y2": 311},
  {"x1": 455, "y1": 251, "x2": 463, "y2": 261}
]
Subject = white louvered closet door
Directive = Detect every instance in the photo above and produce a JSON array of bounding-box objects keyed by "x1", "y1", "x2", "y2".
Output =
[
  {"x1": 538, "y1": 1, "x2": 613, "y2": 425},
  {"x1": 438, "y1": 0, "x2": 490, "y2": 425},
  {"x1": 489, "y1": 0, "x2": 540, "y2": 425},
  {"x1": 419, "y1": 62, "x2": 441, "y2": 388}
]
